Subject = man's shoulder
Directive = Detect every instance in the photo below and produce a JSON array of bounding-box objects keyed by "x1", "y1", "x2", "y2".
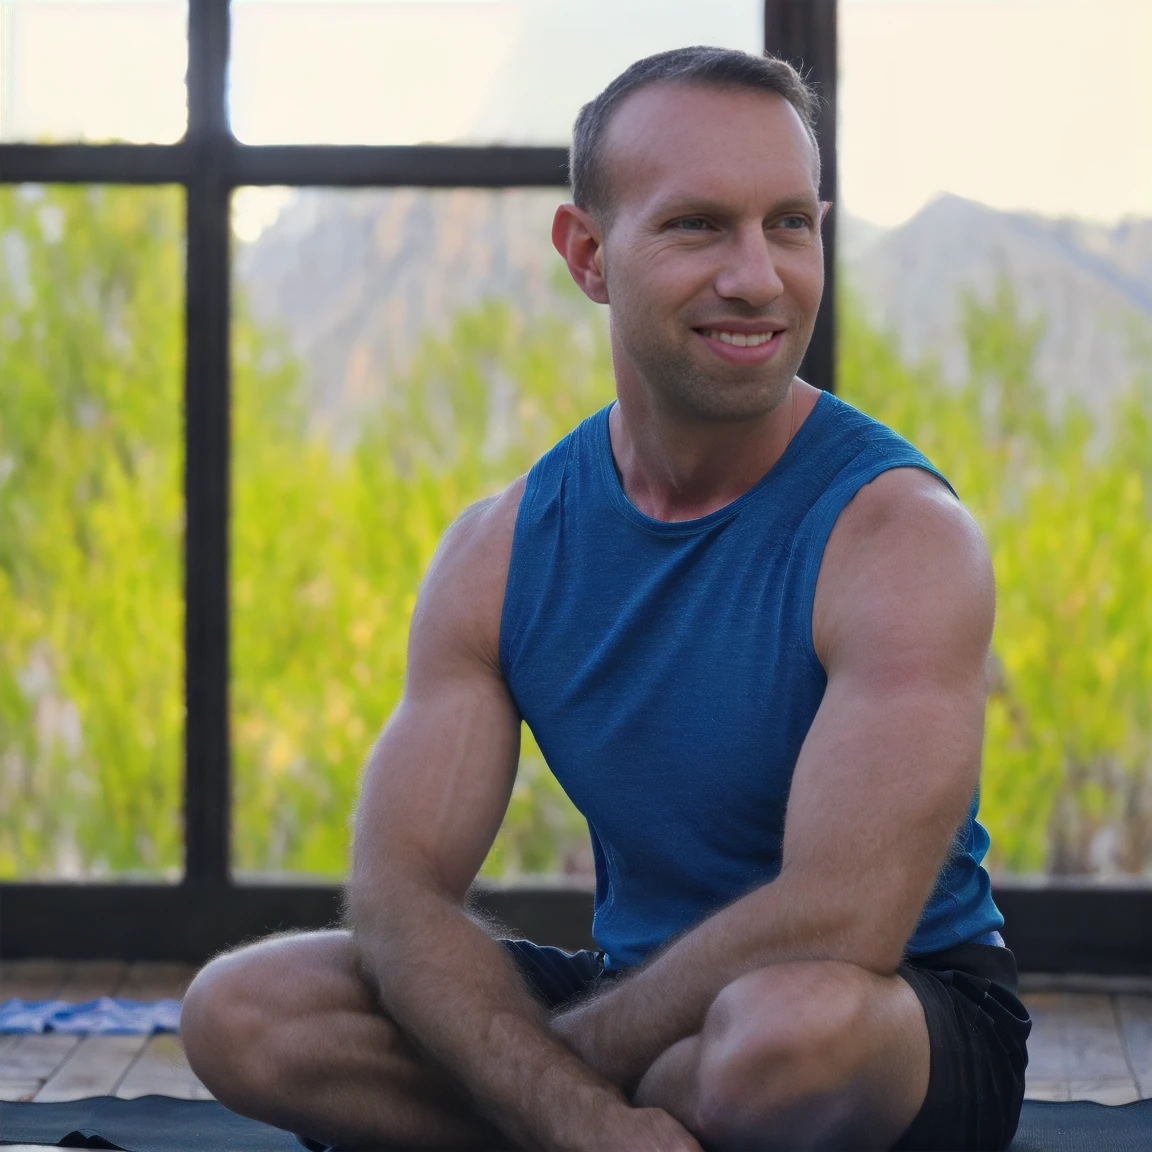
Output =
[
  {"x1": 421, "y1": 407, "x2": 600, "y2": 649},
  {"x1": 442, "y1": 477, "x2": 528, "y2": 558},
  {"x1": 814, "y1": 392, "x2": 941, "y2": 470},
  {"x1": 812, "y1": 466, "x2": 994, "y2": 672},
  {"x1": 412, "y1": 477, "x2": 527, "y2": 672},
  {"x1": 833, "y1": 464, "x2": 972, "y2": 545}
]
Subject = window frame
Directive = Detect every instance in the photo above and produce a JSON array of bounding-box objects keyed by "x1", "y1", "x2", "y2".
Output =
[{"x1": 2, "y1": 0, "x2": 1148, "y2": 972}]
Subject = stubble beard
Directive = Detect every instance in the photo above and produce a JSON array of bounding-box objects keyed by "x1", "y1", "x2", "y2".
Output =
[{"x1": 614, "y1": 309, "x2": 805, "y2": 424}]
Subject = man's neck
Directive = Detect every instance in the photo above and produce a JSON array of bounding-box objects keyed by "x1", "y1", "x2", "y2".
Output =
[{"x1": 607, "y1": 379, "x2": 819, "y2": 523}]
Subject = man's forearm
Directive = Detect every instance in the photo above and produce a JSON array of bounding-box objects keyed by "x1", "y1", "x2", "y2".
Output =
[
  {"x1": 553, "y1": 872, "x2": 883, "y2": 1094},
  {"x1": 352, "y1": 878, "x2": 634, "y2": 1151}
]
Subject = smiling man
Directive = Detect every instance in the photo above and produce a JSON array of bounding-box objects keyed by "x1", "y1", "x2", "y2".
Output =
[{"x1": 181, "y1": 48, "x2": 1030, "y2": 1152}]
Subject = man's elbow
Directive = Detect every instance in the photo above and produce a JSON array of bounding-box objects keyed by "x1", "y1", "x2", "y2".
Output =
[
  {"x1": 344, "y1": 846, "x2": 422, "y2": 943},
  {"x1": 345, "y1": 847, "x2": 463, "y2": 950},
  {"x1": 846, "y1": 932, "x2": 908, "y2": 978},
  {"x1": 772, "y1": 874, "x2": 914, "y2": 977},
  {"x1": 813, "y1": 912, "x2": 907, "y2": 977}
]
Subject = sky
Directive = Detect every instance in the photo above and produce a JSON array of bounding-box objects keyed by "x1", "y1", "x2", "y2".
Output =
[
  {"x1": 1, "y1": 0, "x2": 1150, "y2": 232},
  {"x1": 838, "y1": 0, "x2": 1152, "y2": 226}
]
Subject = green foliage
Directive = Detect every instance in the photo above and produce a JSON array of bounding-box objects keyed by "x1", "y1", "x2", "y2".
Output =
[
  {"x1": 839, "y1": 279, "x2": 1152, "y2": 875},
  {"x1": 3, "y1": 186, "x2": 1150, "y2": 882},
  {"x1": 0, "y1": 186, "x2": 184, "y2": 876},
  {"x1": 230, "y1": 295, "x2": 614, "y2": 877}
]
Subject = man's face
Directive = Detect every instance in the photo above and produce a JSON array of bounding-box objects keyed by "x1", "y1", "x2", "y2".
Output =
[{"x1": 596, "y1": 83, "x2": 827, "y2": 423}]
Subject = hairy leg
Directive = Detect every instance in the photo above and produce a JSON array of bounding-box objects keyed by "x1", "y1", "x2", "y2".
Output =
[
  {"x1": 181, "y1": 930, "x2": 506, "y2": 1150},
  {"x1": 633, "y1": 960, "x2": 929, "y2": 1152}
]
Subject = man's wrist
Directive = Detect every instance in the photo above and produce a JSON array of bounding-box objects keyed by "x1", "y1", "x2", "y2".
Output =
[
  {"x1": 515, "y1": 1056, "x2": 635, "y2": 1152},
  {"x1": 552, "y1": 995, "x2": 639, "y2": 1092}
]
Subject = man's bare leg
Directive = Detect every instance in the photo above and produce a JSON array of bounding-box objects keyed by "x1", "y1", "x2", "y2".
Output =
[
  {"x1": 184, "y1": 935, "x2": 929, "y2": 1151},
  {"x1": 633, "y1": 960, "x2": 930, "y2": 1152},
  {"x1": 180, "y1": 930, "x2": 506, "y2": 1150}
]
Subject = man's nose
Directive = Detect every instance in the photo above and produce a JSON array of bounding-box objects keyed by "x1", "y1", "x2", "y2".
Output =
[{"x1": 714, "y1": 226, "x2": 785, "y2": 308}]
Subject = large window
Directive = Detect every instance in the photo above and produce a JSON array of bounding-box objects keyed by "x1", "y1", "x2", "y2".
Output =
[
  {"x1": 3, "y1": 0, "x2": 1147, "y2": 970},
  {"x1": 0, "y1": 0, "x2": 771, "y2": 915}
]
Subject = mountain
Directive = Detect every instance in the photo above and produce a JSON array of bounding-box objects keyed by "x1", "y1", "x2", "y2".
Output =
[
  {"x1": 236, "y1": 189, "x2": 1152, "y2": 437},
  {"x1": 842, "y1": 195, "x2": 1152, "y2": 419},
  {"x1": 234, "y1": 187, "x2": 600, "y2": 443}
]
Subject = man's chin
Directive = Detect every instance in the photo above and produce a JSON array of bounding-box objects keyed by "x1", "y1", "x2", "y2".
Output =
[
  {"x1": 667, "y1": 379, "x2": 795, "y2": 424},
  {"x1": 626, "y1": 338, "x2": 801, "y2": 423},
  {"x1": 684, "y1": 361, "x2": 801, "y2": 422}
]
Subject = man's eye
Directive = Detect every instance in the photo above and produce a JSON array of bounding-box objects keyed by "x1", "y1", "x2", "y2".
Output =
[
  {"x1": 674, "y1": 217, "x2": 711, "y2": 231},
  {"x1": 777, "y1": 215, "x2": 810, "y2": 231}
]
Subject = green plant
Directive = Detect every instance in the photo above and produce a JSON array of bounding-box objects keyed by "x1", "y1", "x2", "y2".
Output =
[
  {"x1": 229, "y1": 296, "x2": 615, "y2": 877},
  {"x1": 838, "y1": 280, "x2": 1152, "y2": 876},
  {"x1": 4, "y1": 185, "x2": 1150, "y2": 882},
  {"x1": 0, "y1": 185, "x2": 184, "y2": 876}
]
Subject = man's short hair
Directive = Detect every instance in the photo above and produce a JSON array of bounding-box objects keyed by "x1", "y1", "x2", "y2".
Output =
[{"x1": 570, "y1": 46, "x2": 822, "y2": 224}]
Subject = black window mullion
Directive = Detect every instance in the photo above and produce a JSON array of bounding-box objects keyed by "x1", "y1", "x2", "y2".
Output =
[
  {"x1": 182, "y1": 0, "x2": 232, "y2": 887},
  {"x1": 0, "y1": 143, "x2": 190, "y2": 184},
  {"x1": 229, "y1": 143, "x2": 570, "y2": 188},
  {"x1": 764, "y1": 0, "x2": 837, "y2": 394}
]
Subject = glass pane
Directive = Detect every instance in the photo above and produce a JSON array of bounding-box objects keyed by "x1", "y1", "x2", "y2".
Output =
[
  {"x1": 0, "y1": 1, "x2": 187, "y2": 143},
  {"x1": 0, "y1": 185, "x2": 185, "y2": 879},
  {"x1": 230, "y1": 186, "x2": 608, "y2": 879},
  {"x1": 838, "y1": 0, "x2": 1152, "y2": 880},
  {"x1": 230, "y1": 0, "x2": 762, "y2": 145}
]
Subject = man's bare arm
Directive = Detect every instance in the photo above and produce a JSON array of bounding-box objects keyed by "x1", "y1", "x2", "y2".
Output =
[
  {"x1": 347, "y1": 482, "x2": 701, "y2": 1152},
  {"x1": 552, "y1": 468, "x2": 995, "y2": 1093}
]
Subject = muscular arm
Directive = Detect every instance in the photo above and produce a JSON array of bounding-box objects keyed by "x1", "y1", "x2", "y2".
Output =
[
  {"x1": 553, "y1": 468, "x2": 995, "y2": 1093},
  {"x1": 347, "y1": 483, "x2": 699, "y2": 1152}
]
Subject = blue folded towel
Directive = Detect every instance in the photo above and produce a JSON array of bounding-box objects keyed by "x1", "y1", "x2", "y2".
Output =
[{"x1": 0, "y1": 996, "x2": 183, "y2": 1034}]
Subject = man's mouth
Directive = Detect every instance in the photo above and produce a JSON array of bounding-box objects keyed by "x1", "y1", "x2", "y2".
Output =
[
  {"x1": 701, "y1": 328, "x2": 781, "y2": 348},
  {"x1": 695, "y1": 327, "x2": 786, "y2": 362}
]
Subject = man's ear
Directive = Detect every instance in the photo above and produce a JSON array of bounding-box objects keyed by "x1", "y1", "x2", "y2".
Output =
[
  {"x1": 820, "y1": 201, "x2": 833, "y2": 224},
  {"x1": 552, "y1": 203, "x2": 609, "y2": 305}
]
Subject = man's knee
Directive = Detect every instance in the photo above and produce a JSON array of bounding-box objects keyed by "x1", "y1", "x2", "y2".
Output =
[
  {"x1": 181, "y1": 938, "x2": 283, "y2": 1095},
  {"x1": 181, "y1": 930, "x2": 356, "y2": 1100},
  {"x1": 693, "y1": 961, "x2": 875, "y2": 1149}
]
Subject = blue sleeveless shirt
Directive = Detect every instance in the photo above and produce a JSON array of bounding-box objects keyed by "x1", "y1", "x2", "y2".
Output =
[{"x1": 500, "y1": 392, "x2": 1004, "y2": 970}]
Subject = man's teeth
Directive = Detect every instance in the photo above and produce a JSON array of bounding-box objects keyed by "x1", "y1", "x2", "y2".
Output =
[{"x1": 705, "y1": 330, "x2": 778, "y2": 347}]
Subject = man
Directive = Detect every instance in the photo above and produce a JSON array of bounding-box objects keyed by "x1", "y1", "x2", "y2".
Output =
[{"x1": 182, "y1": 47, "x2": 1030, "y2": 1151}]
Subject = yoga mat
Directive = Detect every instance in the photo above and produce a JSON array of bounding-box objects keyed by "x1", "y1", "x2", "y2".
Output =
[
  {"x1": 1009, "y1": 1099, "x2": 1152, "y2": 1152},
  {"x1": 0, "y1": 1096, "x2": 301, "y2": 1151},
  {"x1": 2, "y1": 1096, "x2": 1151, "y2": 1151}
]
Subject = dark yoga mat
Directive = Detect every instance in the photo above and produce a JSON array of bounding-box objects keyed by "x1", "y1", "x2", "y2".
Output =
[
  {"x1": 2, "y1": 1096, "x2": 1152, "y2": 1151},
  {"x1": 0, "y1": 1096, "x2": 301, "y2": 1151}
]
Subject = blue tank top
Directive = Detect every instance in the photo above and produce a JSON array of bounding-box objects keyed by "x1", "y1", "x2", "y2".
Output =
[{"x1": 500, "y1": 392, "x2": 1004, "y2": 970}]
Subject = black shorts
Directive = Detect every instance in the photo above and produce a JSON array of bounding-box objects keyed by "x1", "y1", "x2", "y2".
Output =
[{"x1": 501, "y1": 938, "x2": 1031, "y2": 1152}]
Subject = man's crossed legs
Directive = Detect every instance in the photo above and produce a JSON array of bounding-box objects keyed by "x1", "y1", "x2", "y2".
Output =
[{"x1": 180, "y1": 932, "x2": 1028, "y2": 1151}]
